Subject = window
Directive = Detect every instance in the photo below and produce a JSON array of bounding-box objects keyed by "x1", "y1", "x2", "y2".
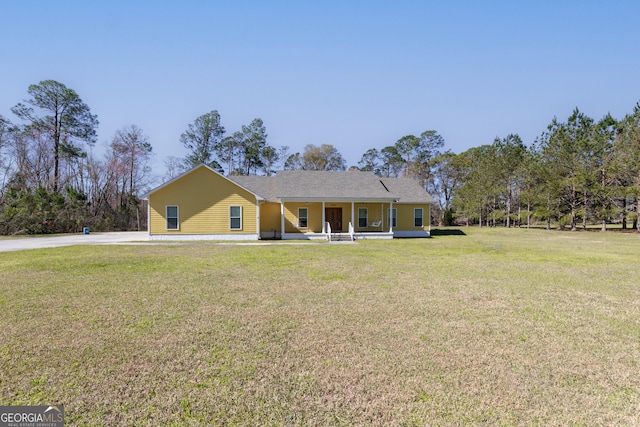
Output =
[
  {"x1": 388, "y1": 208, "x2": 397, "y2": 228},
  {"x1": 414, "y1": 208, "x2": 424, "y2": 227},
  {"x1": 230, "y1": 206, "x2": 242, "y2": 230},
  {"x1": 358, "y1": 208, "x2": 368, "y2": 228},
  {"x1": 166, "y1": 205, "x2": 179, "y2": 230},
  {"x1": 298, "y1": 207, "x2": 308, "y2": 228}
]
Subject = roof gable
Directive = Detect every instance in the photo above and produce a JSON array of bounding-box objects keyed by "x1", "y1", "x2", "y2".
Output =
[{"x1": 144, "y1": 164, "x2": 264, "y2": 200}]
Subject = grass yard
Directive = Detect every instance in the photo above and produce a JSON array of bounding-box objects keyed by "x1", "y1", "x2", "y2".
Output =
[{"x1": 1, "y1": 228, "x2": 639, "y2": 425}]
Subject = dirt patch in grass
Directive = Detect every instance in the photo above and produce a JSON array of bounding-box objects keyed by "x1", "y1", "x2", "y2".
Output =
[{"x1": 1, "y1": 229, "x2": 639, "y2": 425}]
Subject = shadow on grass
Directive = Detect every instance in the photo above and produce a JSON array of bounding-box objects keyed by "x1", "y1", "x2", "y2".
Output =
[{"x1": 430, "y1": 228, "x2": 467, "y2": 237}]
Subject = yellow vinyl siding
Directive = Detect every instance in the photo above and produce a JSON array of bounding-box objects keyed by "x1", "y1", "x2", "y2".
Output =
[
  {"x1": 149, "y1": 166, "x2": 257, "y2": 235},
  {"x1": 395, "y1": 204, "x2": 430, "y2": 231},
  {"x1": 283, "y1": 202, "x2": 324, "y2": 233},
  {"x1": 260, "y1": 202, "x2": 281, "y2": 234},
  {"x1": 307, "y1": 204, "x2": 324, "y2": 231},
  {"x1": 354, "y1": 202, "x2": 388, "y2": 230}
]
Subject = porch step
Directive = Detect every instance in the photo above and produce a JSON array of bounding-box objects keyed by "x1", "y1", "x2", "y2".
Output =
[{"x1": 330, "y1": 233, "x2": 354, "y2": 243}]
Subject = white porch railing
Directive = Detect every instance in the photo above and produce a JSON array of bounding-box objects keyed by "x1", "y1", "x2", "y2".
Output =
[
  {"x1": 324, "y1": 222, "x2": 332, "y2": 242},
  {"x1": 324, "y1": 221, "x2": 357, "y2": 242}
]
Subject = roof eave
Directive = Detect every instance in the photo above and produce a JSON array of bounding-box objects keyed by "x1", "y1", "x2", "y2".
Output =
[{"x1": 278, "y1": 197, "x2": 396, "y2": 203}]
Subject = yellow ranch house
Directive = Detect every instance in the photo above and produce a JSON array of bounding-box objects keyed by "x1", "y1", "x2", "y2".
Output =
[{"x1": 145, "y1": 164, "x2": 436, "y2": 241}]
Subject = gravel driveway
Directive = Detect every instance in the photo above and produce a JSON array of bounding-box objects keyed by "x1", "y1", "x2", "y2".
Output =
[{"x1": 0, "y1": 232, "x2": 149, "y2": 252}]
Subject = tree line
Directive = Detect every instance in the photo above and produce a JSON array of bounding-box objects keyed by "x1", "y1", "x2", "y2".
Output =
[
  {"x1": 352, "y1": 105, "x2": 640, "y2": 233},
  {"x1": 0, "y1": 81, "x2": 155, "y2": 234},
  {"x1": 2, "y1": 79, "x2": 639, "y2": 234},
  {"x1": 164, "y1": 110, "x2": 349, "y2": 179},
  {"x1": 0, "y1": 80, "x2": 352, "y2": 234},
  {"x1": 426, "y1": 106, "x2": 640, "y2": 232}
]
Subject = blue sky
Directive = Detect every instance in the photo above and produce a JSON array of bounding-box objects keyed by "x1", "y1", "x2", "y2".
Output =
[{"x1": 2, "y1": 1, "x2": 640, "y2": 176}]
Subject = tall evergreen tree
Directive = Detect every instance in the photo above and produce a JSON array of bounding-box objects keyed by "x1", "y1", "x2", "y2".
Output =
[
  {"x1": 412, "y1": 130, "x2": 445, "y2": 190},
  {"x1": 453, "y1": 145, "x2": 498, "y2": 226},
  {"x1": 590, "y1": 114, "x2": 617, "y2": 231},
  {"x1": 358, "y1": 148, "x2": 381, "y2": 173},
  {"x1": 240, "y1": 118, "x2": 268, "y2": 175},
  {"x1": 379, "y1": 145, "x2": 404, "y2": 177},
  {"x1": 493, "y1": 134, "x2": 526, "y2": 227},
  {"x1": 11, "y1": 80, "x2": 98, "y2": 192},
  {"x1": 613, "y1": 103, "x2": 640, "y2": 231},
  {"x1": 538, "y1": 109, "x2": 595, "y2": 230},
  {"x1": 180, "y1": 110, "x2": 225, "y2": 171}
]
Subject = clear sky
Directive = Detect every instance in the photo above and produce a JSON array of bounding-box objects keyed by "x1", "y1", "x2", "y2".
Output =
[{"x1": 2, "y1": 1, "x2": 640, "y2": 177}]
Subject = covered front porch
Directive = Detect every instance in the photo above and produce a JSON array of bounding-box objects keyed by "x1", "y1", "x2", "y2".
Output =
[{"x1": 262, "y1": 199, "x2": 396, "y2": 240}]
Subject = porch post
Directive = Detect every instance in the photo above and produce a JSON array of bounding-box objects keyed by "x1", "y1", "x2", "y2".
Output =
[
  {"x1": 351, "y1": 202, "x2": 355, "y2": 230},
  {"x1": 147, "y1": 196, "x2": 151, "y2": 237},
  {"x1": 322, "y1": 201, "x2": 326, "y2": 234},
  {"x1": 389, "y1": 200, "x2": 394, "y2": 233},
  {"x1": 256, "y1": 200, "x2": 261, "y2": 240},
  {"x1": 280, "y1": 201, "x2": 285, "y2": 239}
]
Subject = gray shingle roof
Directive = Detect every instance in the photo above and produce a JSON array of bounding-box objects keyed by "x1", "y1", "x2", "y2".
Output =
[
  {"x1": 273, "y1": 170, "x2": 392, "y2": 201},
  {"x1": 380, "y1": 177, "x2": 437, "y2": 204},
  {"x1": 230, "y1": 170, "x2": 435, "y2": 204},
  {"x1": 228, "y1": 175, "x2": 277, "y2": 200}
]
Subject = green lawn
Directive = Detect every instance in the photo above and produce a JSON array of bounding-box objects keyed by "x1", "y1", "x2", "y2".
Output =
[{"x1": 1, "y1": 228, "x2": 639, "y2": 425}]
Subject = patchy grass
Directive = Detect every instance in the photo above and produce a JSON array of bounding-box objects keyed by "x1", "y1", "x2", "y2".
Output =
[{"x1": 1, "y1": 228, "x2": 639, "y2": 425}]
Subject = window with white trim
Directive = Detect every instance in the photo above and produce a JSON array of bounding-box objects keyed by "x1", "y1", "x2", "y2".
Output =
[
  {"x1": 166, "y1": 205, "x2": 179, "y2": 230},
  {"x1": 298, "y1": 207, "x2": 308, "y2": 228},
  {"x1": 414, "y1": 208, "x2": 424, "y2": 227},
  {"x1": 230, "y1": 206, "x2": 242, "y2": 230},
  {"x1": 358, "y1": 208, "x2": 368, "y2": 228},
  {"x1": 388, "y1": 208, "x2": 397, "y2": 228}
]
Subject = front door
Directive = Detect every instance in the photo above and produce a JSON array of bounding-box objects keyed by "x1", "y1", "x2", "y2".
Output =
[{"x1": 325, "y1": 208, "x2": 342, "y2": 232}]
